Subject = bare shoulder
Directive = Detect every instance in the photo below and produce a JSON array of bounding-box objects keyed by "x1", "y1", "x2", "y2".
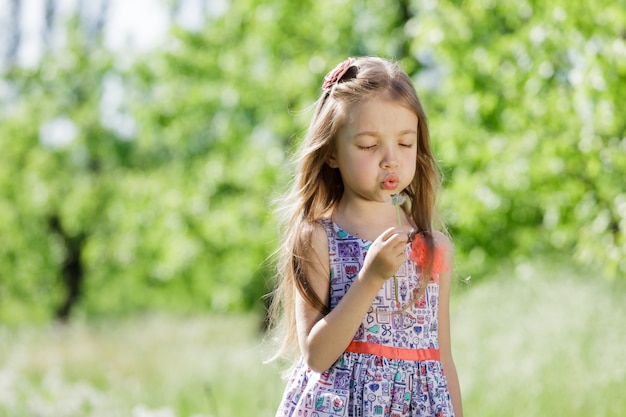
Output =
[
  {"x1": 303, "y1": 220, "x2": 330, "y2": 277},
  {"x1": 433, "y1": 230, "x2": 454, "y2": 254},
  {"x1": 309, "y1": 220, "x2": 330, "y2": 252},
  {"x1": 433, "y1": 230, "x2": 454, "y2": 286}
]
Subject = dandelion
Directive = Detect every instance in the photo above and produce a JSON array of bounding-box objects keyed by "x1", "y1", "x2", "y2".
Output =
[
  {"x1": 391, "y1": 193, "x2": 406, "y2": 224},
  {"x1": 390, "y1": 193, "x2": 407, "y2": 307}
]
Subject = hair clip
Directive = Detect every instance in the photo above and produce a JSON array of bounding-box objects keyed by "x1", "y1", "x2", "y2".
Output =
[{"x1": 322, "y1": 58, "x2": 357, "y2": 90}]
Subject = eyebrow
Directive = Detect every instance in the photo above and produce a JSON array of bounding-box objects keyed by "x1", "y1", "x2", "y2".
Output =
[{"x1": 353, "y1": 129, "x2": 418, "y2": 137}]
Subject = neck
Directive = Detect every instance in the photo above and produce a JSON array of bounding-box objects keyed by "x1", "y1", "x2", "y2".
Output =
[{"x1": 332, "y1": 196, "x2": 412, "y2": 241}]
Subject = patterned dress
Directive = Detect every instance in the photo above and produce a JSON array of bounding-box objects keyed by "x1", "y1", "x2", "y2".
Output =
[{"x1": 276, "y1": 219, "x2": 455, "y2": 417}]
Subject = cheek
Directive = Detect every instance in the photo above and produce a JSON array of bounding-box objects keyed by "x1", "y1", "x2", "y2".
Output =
[
  {"x1": 343, "y1": 160, "x2": 371, "y2": 184},
  {"x1": 343, "y1": 159, "x2": 363, "y2": 175},
  {"x1": 404, "y1": 155, "x2": 417, "y2": 178}
]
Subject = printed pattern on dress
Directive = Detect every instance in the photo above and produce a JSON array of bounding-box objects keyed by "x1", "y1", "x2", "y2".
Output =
[{"x1": 276, "y1": 218, "x2": 455, "y2": 417}]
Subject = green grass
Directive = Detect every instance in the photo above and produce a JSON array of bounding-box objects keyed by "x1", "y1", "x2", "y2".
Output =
[
  {"x1": 452, "y1": 262, "x2": 626, "y2": 416},
  {"x1": 0, "y1": 314, "x2": 284, "y2": 417},
  {"x1": 0, "y1": 262, "x2": 625, "y2": 416}
]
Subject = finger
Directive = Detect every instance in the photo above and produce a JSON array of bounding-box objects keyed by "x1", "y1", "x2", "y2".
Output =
[
  {"x1": 380, "y1": 228, "x2": 408, "y2": 243},
  {"x1": 394, "y1": 252, "x2": 407, "y2": 265},
  {"x1": 378, "y1": 227, "x2": 399, "y2": 241},
  {"x1": 388, "y1": 232, "x2": 408, "y2": 246},
  {"x1": 379, "y1": 237, "x2": 405, "y2": 256}
]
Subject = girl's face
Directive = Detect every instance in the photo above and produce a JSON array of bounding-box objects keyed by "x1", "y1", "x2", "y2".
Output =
[{"x1": 328, "y1": 95, "x2": 418, "y2": 204}]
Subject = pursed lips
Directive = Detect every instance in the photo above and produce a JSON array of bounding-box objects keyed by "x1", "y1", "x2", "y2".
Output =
[{"x1": 382, "y1": 173, "x2": 399, "y2": 190}]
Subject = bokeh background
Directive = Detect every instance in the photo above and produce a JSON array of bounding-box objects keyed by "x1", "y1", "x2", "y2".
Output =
[{"x1": 0, "y1": 0, "x2": 625, "y2": 416}]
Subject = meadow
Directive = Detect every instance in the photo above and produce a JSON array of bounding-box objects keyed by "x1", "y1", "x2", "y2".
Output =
[{"x1": 1, "y1": 261, "x2": 624, "y2": 417}]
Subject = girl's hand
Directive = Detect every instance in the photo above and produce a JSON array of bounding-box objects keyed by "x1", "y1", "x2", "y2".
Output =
[{"x1": 361, "y1": 227, "x2": 408, "y2": 283}]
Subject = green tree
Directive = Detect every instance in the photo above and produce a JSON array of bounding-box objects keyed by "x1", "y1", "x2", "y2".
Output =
[
  {"x1": 408, "y1": 0, "x2": 626, "y2": 278},
  {"x1": 1, "y1": 0, "x2": 624, "y2": 324},
  {"x1": 0, "y1": 24, "x2": 119, "y2": 322}
]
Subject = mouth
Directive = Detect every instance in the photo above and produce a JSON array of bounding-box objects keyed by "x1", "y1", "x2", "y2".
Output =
[{"x1": 382, "y1": 173, "x2": 399, "y2": 190}]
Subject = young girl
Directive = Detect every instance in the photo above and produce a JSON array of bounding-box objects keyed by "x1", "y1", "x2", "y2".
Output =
[{"x1": 269, "y1": 57, "x2": 463, "y2": 417}]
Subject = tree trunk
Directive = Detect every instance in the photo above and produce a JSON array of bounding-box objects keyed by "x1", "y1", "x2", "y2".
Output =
[
  {"x1": 49, "y1": 215, "x2": 85, "y2": 322},
  {"x1": 396, "y1": 0, "x2": 412, "y2": 59},
  {"x1": 43, "y1": 0, "x2": 57, "y2": 47},
  {"x1": 93, "y1": 0, "x2": 110, "y2": 39},
  {"x1": 6, "y1": 0, "x2": 22, "y2": 64}
]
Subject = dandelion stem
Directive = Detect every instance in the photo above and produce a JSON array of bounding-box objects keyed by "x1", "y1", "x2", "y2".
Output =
[
  {"x1": 392, "y1": 194, "x2": 404, "y2": 307},
  {"x1": 395, "y1": 203, "x2": 402, "y2": 227}
]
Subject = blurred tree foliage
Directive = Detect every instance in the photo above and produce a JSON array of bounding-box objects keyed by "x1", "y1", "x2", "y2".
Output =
[
  {"x1": 413, "y1": 0, "x2": 626, "y2": 277},
  {"x1": 0, "y1": 0, "x2": 624, "y2": 323}
]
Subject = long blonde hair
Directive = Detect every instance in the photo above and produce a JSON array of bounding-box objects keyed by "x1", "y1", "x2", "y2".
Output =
[{"x1": 267, "y1": 57, "x2": 442, "y2": 361}]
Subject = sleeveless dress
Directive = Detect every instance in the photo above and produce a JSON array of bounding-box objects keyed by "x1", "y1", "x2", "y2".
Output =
[{"x1": 275, "y1": 219, "x2": 455, "y2": 417}]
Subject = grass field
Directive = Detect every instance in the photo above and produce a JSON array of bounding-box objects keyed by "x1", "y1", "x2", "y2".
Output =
[
  {"x1": 452, "y1": 262, "x2": 626, "y2": 416},
  {"x1": 0, "y1": 313, "x2": 284, "y2": 417},
  {"x1": 1, "y1": 262, "x2": 625, "y2": 416}
]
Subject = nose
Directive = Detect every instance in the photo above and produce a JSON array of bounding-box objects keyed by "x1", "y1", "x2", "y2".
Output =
[{"x1": 380, "y1": 145, "x2": 399, "y2": 169}]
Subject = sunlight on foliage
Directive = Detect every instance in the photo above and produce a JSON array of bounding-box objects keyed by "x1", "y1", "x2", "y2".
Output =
[{"x1": 0, "y1": 0, "x2": 624, "y2": 322}]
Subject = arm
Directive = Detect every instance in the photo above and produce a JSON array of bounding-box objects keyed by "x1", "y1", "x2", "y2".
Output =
[
  {"x1": 436, "y1": 231, "x2": 463, "y2": 417},
  {"x1": 296, "y1": 223, "x2": 408, "y2": 373}
]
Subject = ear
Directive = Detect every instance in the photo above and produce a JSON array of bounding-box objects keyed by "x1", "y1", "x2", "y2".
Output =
[{"x1": 326, "y1": 152, "x2": 339, "y2": 168}]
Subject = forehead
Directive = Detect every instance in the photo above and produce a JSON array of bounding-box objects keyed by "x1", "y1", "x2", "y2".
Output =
[{"x1": 342, "y1": 96, "x2": 418, "y2": 133}]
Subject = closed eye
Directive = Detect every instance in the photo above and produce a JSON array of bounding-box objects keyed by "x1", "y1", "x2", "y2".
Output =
[{"x1": 357, "y1": 145, "x2": 377, "y2": 150}]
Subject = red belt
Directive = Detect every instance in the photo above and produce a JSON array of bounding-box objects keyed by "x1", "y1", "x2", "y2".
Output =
[{"x1": 345, "y1": 341, "x2": 440, "y2": 361}]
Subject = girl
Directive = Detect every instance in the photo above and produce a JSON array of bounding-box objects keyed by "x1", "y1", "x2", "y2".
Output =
[{"x1": 269, "y1": 57, "x2": 463, "y2": 417}]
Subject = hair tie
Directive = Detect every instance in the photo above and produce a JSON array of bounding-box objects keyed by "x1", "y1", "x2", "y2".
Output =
[{"x1": 322, "y1": 58, "x2": 357, "y2": 90}]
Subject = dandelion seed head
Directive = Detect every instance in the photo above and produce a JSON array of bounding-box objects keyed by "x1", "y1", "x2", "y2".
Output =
[{"x1": 390, "y1": 193, "x2": 407, "y2": 206}]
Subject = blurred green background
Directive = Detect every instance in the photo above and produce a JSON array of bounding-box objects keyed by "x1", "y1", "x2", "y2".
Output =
[{"x1": 0, "y1": 0, "x2": 625, "y2": 416}]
